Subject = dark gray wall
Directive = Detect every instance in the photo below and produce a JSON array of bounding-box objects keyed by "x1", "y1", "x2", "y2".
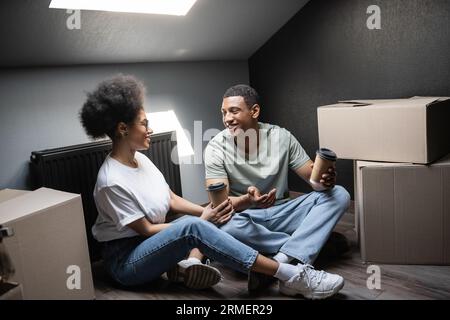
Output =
[
  {"x1": 0, "y1": 61, "x2": 249, "y2": 203},
  {"x1": 249, "y1": 0, "x2": 450, "y2": 197}
]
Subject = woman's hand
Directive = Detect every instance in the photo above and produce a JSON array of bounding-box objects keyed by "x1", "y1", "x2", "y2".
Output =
[{"x1": 200, "y1": 199, "x2": 235, "y2": 225}]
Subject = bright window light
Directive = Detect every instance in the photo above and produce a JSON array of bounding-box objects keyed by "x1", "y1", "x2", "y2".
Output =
[
  {"x1": 147, "y1": 111, "x2": 194, "y2": 157},
  {"x1": 49, "y1": 0, "x2": 197, "y2": 16}
]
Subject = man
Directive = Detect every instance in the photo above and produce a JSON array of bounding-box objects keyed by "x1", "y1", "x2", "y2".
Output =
[{"x1": 204, "y1": 84, "x2": 350, "y2": 298}]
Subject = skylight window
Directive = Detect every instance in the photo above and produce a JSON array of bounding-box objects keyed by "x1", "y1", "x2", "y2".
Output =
[{"x1": 49, "y1": 0, "x2": 197, "y2": 16}]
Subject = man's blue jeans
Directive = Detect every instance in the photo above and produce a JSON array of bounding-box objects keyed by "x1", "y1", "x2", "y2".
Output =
[
  {"x1": 100, "y1": 216, "x2": 258, "y2": 286},
  {"x1": 219, "y1": 185, "x2": 351, "y2": 265}
]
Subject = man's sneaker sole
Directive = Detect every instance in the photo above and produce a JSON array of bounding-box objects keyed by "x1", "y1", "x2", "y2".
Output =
[
  {"x1": 167, "y1": 263, "x2": 222, "y2": 290},
  {"x1": 279, "y1": 277, "x2": 345, "y2": 300}
]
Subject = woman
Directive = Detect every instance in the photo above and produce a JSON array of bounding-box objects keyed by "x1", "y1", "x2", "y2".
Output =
[{"x1": 78, "y1": 74, "x2": 344, "y2": 299}]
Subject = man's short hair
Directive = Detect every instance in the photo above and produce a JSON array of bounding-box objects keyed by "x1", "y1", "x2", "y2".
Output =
[{"x1": 223, "y1": 84, "x2": 260, "y2": 108}]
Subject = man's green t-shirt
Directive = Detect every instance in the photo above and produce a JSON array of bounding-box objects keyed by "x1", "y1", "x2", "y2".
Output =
[{"x1": 204, "y1": 122, "x2": 310, "y2": 205}]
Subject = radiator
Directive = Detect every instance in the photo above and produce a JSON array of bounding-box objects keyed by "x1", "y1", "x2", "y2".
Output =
[{"x1": 30, "y1": 131, "x2": 182, "y2": 261}]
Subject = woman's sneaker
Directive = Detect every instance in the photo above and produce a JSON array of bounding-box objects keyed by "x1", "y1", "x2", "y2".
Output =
[
  {"x1": 279, "y1": 264, "x2": 344, "y2": 300},
  {"x1": 166, "y1": 258, "x2": 223, "y2": 290}
]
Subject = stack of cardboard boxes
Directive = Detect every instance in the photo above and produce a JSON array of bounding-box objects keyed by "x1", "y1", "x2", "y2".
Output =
[{"x1": 318, "y1": 97, "x2": 450, "y2": 265}]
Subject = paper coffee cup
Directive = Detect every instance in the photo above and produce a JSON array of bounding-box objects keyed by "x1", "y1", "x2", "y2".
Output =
[
  {"x1": 206, "y1": 182, "x2": 228, "y2": 208},
  {"x1": 310, "y1": 148, "x2": 337, "y2": 191}
]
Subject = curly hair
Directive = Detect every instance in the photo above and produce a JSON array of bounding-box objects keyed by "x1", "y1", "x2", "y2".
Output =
[
  {"x1": 79, "y1": 74, "x2": 146, "y2": 140},
  {"x1": 223, "y1": 84, "x2": 260, "y2": 108}
]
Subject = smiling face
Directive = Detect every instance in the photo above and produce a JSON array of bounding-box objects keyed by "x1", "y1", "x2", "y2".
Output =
[
  {"x1": 120, "y1": 108, "x2": 153, "y2": 150},
  {"x1": 221, "y1": 96, "x2": 260, "y2": 136}
]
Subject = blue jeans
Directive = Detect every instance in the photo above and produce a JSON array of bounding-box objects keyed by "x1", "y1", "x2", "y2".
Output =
[
  {"x1": 220, "y1": 185, "x2": 351, "y2": 265},
  {"x1": 101, "y1": 216, "x2": 258, "y2": 286}
]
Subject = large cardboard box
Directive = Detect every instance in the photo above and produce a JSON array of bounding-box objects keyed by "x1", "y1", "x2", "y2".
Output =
[
  {"x1": 0, "y1": 187, "x2": 95, "y2": 299},
  {"x1": 0, "y1": 189, "x2": 30, "y2": 202},
  {"x1": 318, "y1": 97, "x2": 450, "y2": 164},
  {"x1": 355, "y1": 155, "x2": 450, "y2": 265},
  {"x1": 0, "y1": 282, "x2": 23, "y2": 300}
]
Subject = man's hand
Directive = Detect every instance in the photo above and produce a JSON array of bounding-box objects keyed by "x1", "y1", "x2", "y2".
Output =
[
  {"x1": 200, "y1": 199, "x2": 234, "y2": 225},
  {"x1": 310, "y1": 163, "x2": 337, "y2": 189},
  {"x1": 247, "y1": 186, "x2": 277, "y2": 208}
]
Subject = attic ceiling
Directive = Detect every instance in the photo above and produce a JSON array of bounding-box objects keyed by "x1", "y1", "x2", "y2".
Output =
[{"x1": 0, "y1": 0, "x2": 309, "y2": 67}]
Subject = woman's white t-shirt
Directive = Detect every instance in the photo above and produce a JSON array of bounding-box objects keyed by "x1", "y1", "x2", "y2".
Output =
[{"x1": 92, "y1": 152, "x2": 171, "y2": 242}]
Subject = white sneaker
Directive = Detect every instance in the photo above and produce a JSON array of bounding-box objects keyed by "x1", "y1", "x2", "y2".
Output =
[
  {"x1": 279, "y1": 264, "x2": 344, "y2": 300},
  {"x1": 166, "y1": 259, "x2": 222, "y2": 290}
]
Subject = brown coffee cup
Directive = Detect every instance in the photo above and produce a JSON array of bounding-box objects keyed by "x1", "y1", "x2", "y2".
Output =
[
  {"x1": 206, "y1": 182, "x2": 228, "y2": 208},
  {"x1": 310, "y1": 148, "x2": 337, "y2": 191}
]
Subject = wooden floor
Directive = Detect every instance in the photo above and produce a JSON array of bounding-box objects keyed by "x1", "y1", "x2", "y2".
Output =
[{"x1": 93, "y1": 202, "x2": 450, "y2": 300}]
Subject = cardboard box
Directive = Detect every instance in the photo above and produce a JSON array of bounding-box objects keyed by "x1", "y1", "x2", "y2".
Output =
[
  {"x1": 0, "y1": 282, "x2": 23, "y2": 300},
  {"x1": 0, "y1": 187, "x2": 95, "y2": 299},
  {"x1": 0, "y1": 189, "x2": 30, "y2": 202},
  {"x1": 355, "y1": 155, "x2": 450, "y2": 265},
  {"x1": 318, "y1": 97, "x2": 450, "y2": 164}
]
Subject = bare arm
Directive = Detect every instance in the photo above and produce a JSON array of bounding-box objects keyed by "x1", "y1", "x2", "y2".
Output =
[
  {"x1": 169, "y1": 190, "x2": 204, "y2": 217},
  {"x1": 169, "y1": 189, "x2": 234, "y2": 225},
  {"x1": 127, "y1": 217, "x2": 171, "y2": 237},
  {"x1": 125, "y1": 190, "x2": 205, "y2": 237},
  {"x1": 294, "y1": 159, "x2": 336, "y2": 190},
  {"x1": 294, "y1": 159, "x2": 314, "y2": 183}
]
